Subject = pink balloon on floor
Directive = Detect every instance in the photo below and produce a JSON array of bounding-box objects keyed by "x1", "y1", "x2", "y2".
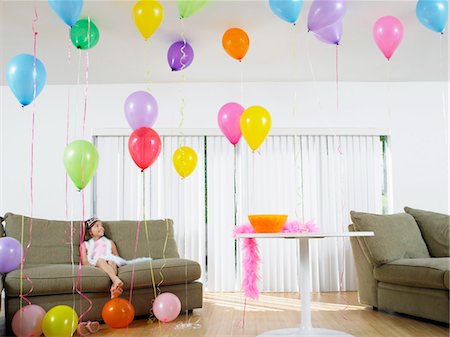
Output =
[
  {"x1": 153, "y1": 292, "x2": 182, "y2": 323},
  {"x1": 12, "y1": 304, "x2": 46, "y2": 337}
]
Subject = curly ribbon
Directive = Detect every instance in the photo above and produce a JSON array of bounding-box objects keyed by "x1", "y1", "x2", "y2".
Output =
[
  {"x1": 82, "y1": 33, "x2": 90, "y2": 137},
  {"x1": 177, "y1": 27, "x2": 187, "y2": 147}
]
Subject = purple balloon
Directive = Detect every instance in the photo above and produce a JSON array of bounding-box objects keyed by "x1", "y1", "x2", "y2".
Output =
[
  {"x1": 0, "y1": 237, "x2": 23, "y2": 273},
  {"x1": 167, "y1": 41, "x2": 194, "y2": 71},
  {"x1": 312, "y1": 20, "x2": 343, "y2": 45},
  {"x1": 124, "y1": 91, "x2": 158, "y2": 130},
  {"x1": 307, "y1": 0, "x2": 347, "y2": 32}
]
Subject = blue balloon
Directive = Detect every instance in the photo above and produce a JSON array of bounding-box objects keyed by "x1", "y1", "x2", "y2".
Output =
[
  {"x1": 6, "y1": 54, "x2": 47, "y2": 107},
  {"x1": 416, "y1": 0, "x2": 448, "y2": 33},
  {"x1": 48, "y1": 0, "x2": 83, "y2": 27},
  {"x1": 269, "y1": 0, "x2": 304, "y2": 24}
]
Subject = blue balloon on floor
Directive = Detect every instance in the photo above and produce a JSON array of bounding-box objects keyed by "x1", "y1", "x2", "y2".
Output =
[{"x1": 6, "y1": 54, "x2": 47, "y2": 107}]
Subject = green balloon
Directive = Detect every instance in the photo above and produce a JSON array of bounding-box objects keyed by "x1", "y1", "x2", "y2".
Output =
[
  {"x1": 64, "y1": 140, "x2": 99, "y2": 190},
  {"x1": 177, "y1": 0, "x2": 208, "y2": 19},
  {"x1": 70, "y1": 19, "x2": 99, "y2": 50}
]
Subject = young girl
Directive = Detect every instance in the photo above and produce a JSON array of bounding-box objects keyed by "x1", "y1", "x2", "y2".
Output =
[{"x1": 81, "y1": 217, "x2": 125, "y2": 298}]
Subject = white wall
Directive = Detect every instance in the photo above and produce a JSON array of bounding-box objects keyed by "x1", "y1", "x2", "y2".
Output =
[{"x1": 1, "y1": 81, "x2": 448, "y2": 219}]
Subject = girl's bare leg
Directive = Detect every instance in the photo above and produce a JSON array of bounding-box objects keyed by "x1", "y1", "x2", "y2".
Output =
[{"x1": 96, "y1": 259, "x2": 123, "y2": 296}]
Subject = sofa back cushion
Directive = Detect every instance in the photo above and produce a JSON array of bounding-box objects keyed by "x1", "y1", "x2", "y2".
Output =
[
  {"x1": 0, "y1": 216, "x2": 5, "y2": 237},
  {"x1": 350, "y1": 211, "x2": 430, "y2": 266},
  {"x1": 404, "y1": 207, "x2": 449, "y2": 257},
  {"x1": 3, "y1": 213, "x2": 81, "y2": 265},
  {"x1": 102, "y1": 219, "x2": 179, "y2": 260}
]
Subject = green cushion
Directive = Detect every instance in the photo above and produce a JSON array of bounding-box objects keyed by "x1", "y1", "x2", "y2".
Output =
[
  {"x1": 350, "y1": 211, "x2": 430, "y2": 266},
  {"x1": 404, "y1": 207, "x2": 450, "y2": 257},
  {"x1": 3, "y1": 213, "x2": 81, "y2": 265},
  {"x1": 374, "y1": 258, "x2": 449, "y2": 290},
  {"x1": 5, "y1": 264, "x2": 110, "y2": 296},
  {"x1": 118, "y1": 258, "x2": 201, "y2": 290},
  {"x1": 102, "y1": 219, "x2": 179, "y2": 260}
]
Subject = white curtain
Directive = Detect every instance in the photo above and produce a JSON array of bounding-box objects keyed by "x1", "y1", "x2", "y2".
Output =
[
  {"x1": 94, "y1": 135, "x2": 206, "y2": 285},
  {"x1": 95, "y1": 133, "x2": 384, "y2": 292}
]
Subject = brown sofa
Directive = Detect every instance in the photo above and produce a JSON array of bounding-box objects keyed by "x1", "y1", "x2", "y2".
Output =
[
  {"x1": 349, "y1": 207, "x2": 449, "y2": 323},
  {"x1": 0, "y1": 213, "x2": 203, "y2": 331}
]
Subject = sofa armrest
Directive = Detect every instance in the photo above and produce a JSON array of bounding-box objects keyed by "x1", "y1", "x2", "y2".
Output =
[{"x1": 349, "y1": 224, "x2": 378, "y2": 307}]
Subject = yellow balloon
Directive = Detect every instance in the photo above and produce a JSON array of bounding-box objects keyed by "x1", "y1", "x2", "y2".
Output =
[
  {"x1": 132, "y1": 0, "x2": 164, "y2": 40},
  {"x1": 42, "y1": 305, "x2": 78, "y2": 337},
  {"x1": 173, "y1": 146, "x2": 197, "y2": 179},
  {"x1": 240, "y1": 106, "x2": 272, "y2": 151}
]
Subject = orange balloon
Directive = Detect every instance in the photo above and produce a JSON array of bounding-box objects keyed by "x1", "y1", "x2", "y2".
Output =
[
  {"x1": 222, "y1": 28, "x2": 249, "y2": 61},
  {"x1": 102, "y1": 298, "x2": 135, "y2": 328}
]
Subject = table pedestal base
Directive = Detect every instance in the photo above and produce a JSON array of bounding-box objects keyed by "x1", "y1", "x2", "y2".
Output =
[{"x1": 258, "y1": 328, "x2": 354, "y2": 337}]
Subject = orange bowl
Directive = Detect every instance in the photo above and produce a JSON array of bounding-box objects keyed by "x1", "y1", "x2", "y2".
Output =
[{"x1": 248, "y1": 214, "x2": 288, "y2": 233}]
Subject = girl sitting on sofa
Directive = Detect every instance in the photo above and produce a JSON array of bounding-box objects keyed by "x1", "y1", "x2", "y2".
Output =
[{"x1": 81, "y1": 217, "x2": 125, "y2": 298}]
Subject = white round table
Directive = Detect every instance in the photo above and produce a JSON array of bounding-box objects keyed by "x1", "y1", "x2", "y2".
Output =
[{"x1": 236, "y1": 232, "x2": 374, "y2": 337}]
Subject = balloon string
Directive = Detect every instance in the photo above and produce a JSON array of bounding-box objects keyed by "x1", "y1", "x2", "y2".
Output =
[
  {"x1": 82, "y1": 50, "x2": 89, "y2": 138},
  {"x1": 238, "y1": 297, "x2": 247, "y2": 328},
  {"x1": 306, "y1": 33, "x2": 322, "y2": 113},
  {"x1": 75, "y1": 171, "x2": 93, "y2": 323},
  {"x1": 180, "y1": 31, "x2": 187, "y2": 71},
  {"x1": 19, "y1": 216, "x2": 33, "y2": 307},
  {"x1": 439, "y1": 34, "x2": 448, "y2": 147},
  {"x1": 240, "y1": 64, "x2": 244, "y2": 106},
  {"x1": 156, "y1": 219, "x2": 169, "y2": 296},
  {"x1": 335, "y1": 45, "x2": 342, "y2": 154},
  {"x1": 142, "y1": 172, "x2": 159, "y2": 324}
]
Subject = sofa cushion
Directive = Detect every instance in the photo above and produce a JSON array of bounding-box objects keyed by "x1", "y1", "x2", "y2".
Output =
[
  {"x1": 350, "y1": 211, "x2": 430, "y2": 266},
  {"x1": 102, "y1": 219, "x2": 179, "y2": 260},
  {"x1": 0, "y1": 216, "x2": 5, "y2": 237},
  {"x1": 374, "y1": 258, "x2": 449, "y2": 290},
  {"x1": 118, "y1": 258, "x2": 201, "y2": 290},
  {"x1": 3, "y1": 213, "x2": 81, "y2": 265},
  {"x1": 5, "y1": 264, "x2": 111, "y2": 296},
  {"x1": 404, "y1": 207, "x2": 450, "y2": 257}
]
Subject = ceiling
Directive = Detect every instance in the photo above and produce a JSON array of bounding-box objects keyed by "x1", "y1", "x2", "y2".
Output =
[{"x1": 1, "y1": 0, "x2": 448, "y2": 85}]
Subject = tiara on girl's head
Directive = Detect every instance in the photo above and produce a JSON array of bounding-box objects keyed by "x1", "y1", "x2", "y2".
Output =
[{"x1": 85, "y1": 217, "x2": 99, "y2": 230}]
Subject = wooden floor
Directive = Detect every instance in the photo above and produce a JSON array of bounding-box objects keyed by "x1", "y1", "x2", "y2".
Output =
[{"x1": 1, "y1": 292, "x2": 448, "y2": 336}]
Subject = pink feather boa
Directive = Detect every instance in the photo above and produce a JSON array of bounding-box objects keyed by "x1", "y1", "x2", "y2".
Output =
[{"x1": 233, "y1": 220, "x2": 319, "y2": 299}]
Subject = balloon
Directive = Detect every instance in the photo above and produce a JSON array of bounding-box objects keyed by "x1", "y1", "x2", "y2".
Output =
[
  {"x1": 41, "y1": 305, "x2": 78, "y2": 337},
  {"x1": 12, "y1": 305, "x2": 46, "y2": 337},
  {"x1": 153, "y1": 292, "x2": 181, "y2": 323},
  {"x1": 177, "y1": 0, "x2": 208, "y2": 19},
  {"x1": 132, "y1": 0, "x2": 164, "y2": 40},
  {"x1": 373, "y1": 16, "x2": 404, "y2": 60},
  {"x1": 0, "y1": 237, "x2": 23, "y2": 273},
  {"x1": 70, "y1": 18, "x2": 100, "y2": 50},
  {"x1": 6, "y1": 54, "x2": 46, "y2": 107},
  {"x1": 128, "y1": 127, "x2": 162, "y2": 171},
  {"x1": 307, "y1": 0, "x2": 347, "y2": 32},
  {"x1": 218, "y1": 102, "x2": 245, "y2": 145},
  {"x1": 269, "y1": 0, "x2": 304, "y2": 24},
  {"x1": 240, "y1": 106, "x2": 272, "y2": 152},
  {"x1": 167, "y1": 41, "x2": 194, "y2": 71},
  {"x1": 48, "y1": 0, "x2": 83, "y2": 27},
  {"x1": 63, "y1": 140, "x2": 99, "y2": 190},
  {"x1": 312, "y1": 20, "x2": 343, "y2": 45},
  {"x1": 416, "y1": 0, "x2": 448, "y2": 33},
  {"x1": 173, "y1": 146, "x2": 197, "y2": 179},
  {"x1": 222, "y1": 28, "x2": 250, "y2": 61},
  {"x1": 102, "y1": 298, "x2": 135, "y2": 328},
  {"x1": 124, "y1": 91, "x2": 158, "y2": 130}
]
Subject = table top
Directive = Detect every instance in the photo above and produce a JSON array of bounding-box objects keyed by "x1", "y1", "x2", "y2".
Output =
[{"x1": 235, "y1": 232, "x2": 374, "y2": 239}]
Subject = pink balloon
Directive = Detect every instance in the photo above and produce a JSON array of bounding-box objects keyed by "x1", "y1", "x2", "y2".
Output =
[
  {"x1": 373, "y1": 16, "x2": 404, "y2": 60},
  {"x1": 152, "y1": 293, "x2": 181, "y2": 323},
  {"x1": 218, "y1": 102, "x2": 245, "y2": 145},
  {"x1": 12, "y1": 304, "x2": 46, "y2": 337}
]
